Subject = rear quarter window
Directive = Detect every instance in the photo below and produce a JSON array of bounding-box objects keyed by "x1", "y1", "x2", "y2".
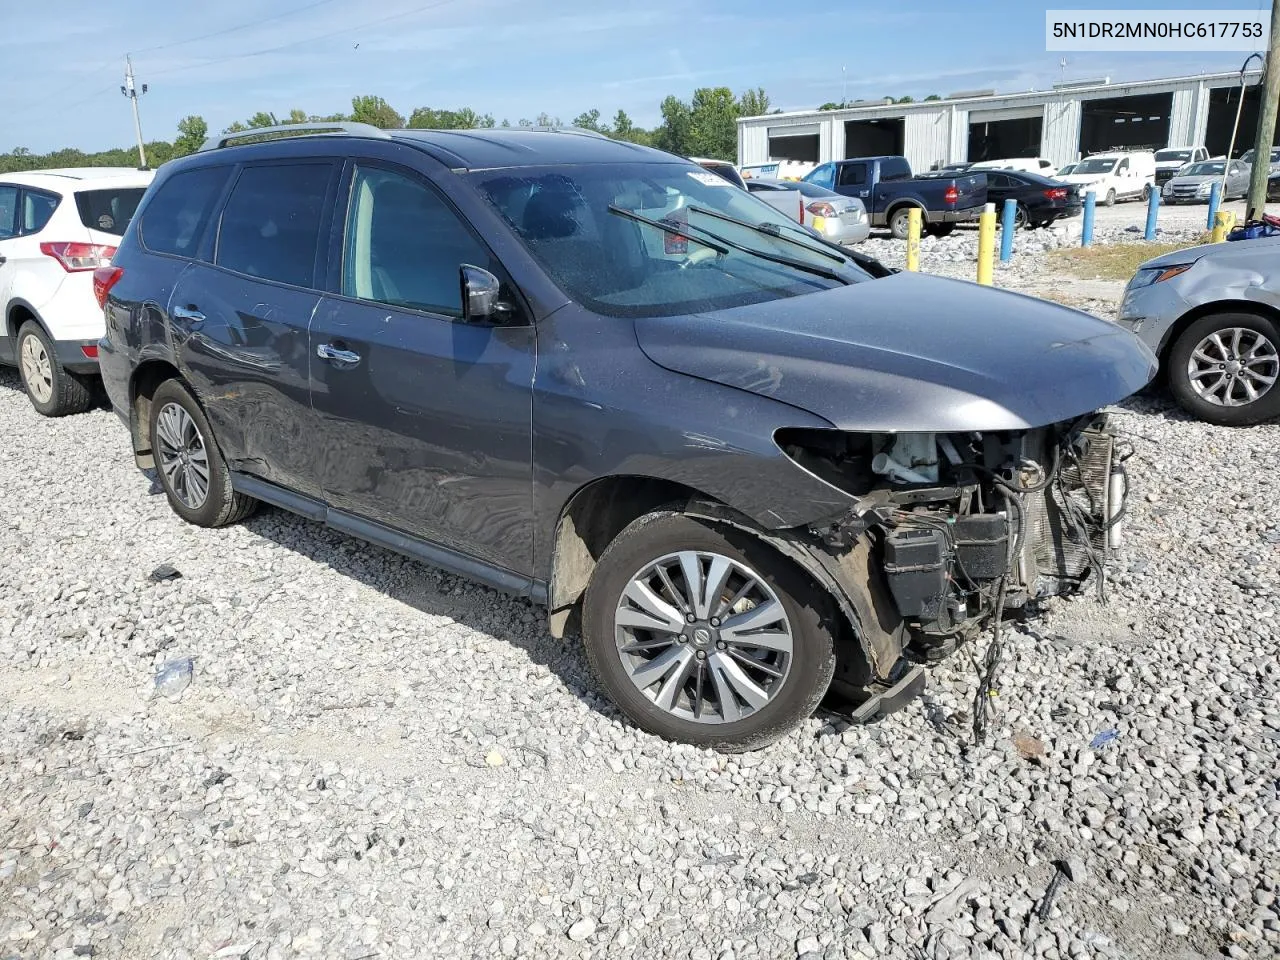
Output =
[
  {"x1": 879, "y1": 158, "x2": 911, "y2": 181},
  {"x1": 75, "y1": 188, "x2": 146, "y2": 236},
  {"x1": 140, "y1": 166, "x2": 233, "y2": 258}
]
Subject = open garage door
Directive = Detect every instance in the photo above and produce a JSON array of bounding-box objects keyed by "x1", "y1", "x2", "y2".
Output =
[
  {"x1": 1206, "y1": 85, "x2": 1280, "y2": 157},
  {"x1": 768, "y1": 123, "x2": 820, "y2": 162},
  {"x1": 968, "y1": 113, "x2": 1044, "y2": 161},
  {"x1": 1080, "y1": 92, "x2": 1172, "y2": 154},
  {"x1": 844, "y1": 118, "x2": 904, "y2": 158}
]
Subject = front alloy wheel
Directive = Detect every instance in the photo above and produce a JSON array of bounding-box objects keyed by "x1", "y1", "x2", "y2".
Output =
[
  {"x1": 581, "y1": 513, "x2": 837, "y2": 751},
  {"x1": 614, "y1": 550, "x2": 793, "y2": 724},
  {"x1": 1169, "y1": 312, "x2": 1280, "y2": 425}
]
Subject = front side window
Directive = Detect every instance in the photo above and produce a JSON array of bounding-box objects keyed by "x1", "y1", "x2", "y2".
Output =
[
  {"x1": 21, "y1": 191, "x2": 58, "y2": 234},
  {"x1": 217, "y1": 163, "x2": 331, "y2": 288},
  {"x1": 475, "y1": 161, "x2": 874, "y2": 319},
  {"x1": 141, "y1": 166, "x2": 232, "y2": 258},
  {"x1": 343, "y1": 165, "x2": 491, "y2": 317},
  {"x1": 837, "y1": 163, "x2": 866, "y2": 187},
  {"x1": 0, "y1": 186, "x2": 16, "y2": 239}
]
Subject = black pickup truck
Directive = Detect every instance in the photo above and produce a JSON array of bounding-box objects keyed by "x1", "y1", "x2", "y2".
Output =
[{"x1": 804, "y1": 155, "x2": 987, "y2": 239}]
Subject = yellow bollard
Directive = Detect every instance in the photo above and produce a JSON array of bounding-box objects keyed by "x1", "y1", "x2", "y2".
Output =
[
  {"x1": 976, "y1": 202, "x2": 996, "y2": 286},
  {"x1": 906, "y1": 207, "x2": 921, "y2": 272},
  {"x1": 1211, "y1": 210, "x2": 1233, "y2": 243}
]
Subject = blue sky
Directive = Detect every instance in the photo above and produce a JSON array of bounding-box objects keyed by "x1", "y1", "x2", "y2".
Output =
[{"x1": 2, "y1": 0, "x2": 1261, "y2": 153}]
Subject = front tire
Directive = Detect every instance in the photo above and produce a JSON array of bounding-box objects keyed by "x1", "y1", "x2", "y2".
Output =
[
  {"x1": 149, "y1": 379, "x2": 258, "y2": 527},
  {"x1": 889, "y1": 208, "x2": 916, "y2": 240},
  {"x1": 1167, "y1": 312, "x2": 1280, "y2": 426},
  {"x1": 581, "y1": 512, "x2": 836, "y2": 752},
  {"x1": 16, "y1": 322, "x2": 93, "y2": 417}
]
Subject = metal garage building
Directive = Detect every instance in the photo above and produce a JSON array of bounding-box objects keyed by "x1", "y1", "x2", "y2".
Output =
[{"x1": 738, "y1": 70, "x2": 1274, "y2": 171}]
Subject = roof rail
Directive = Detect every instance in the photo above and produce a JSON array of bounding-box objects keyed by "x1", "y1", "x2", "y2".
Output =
[
  {"x1": 522, "y1": 125, "x2": 611, "y2": 139},
  {"x1": 198, "y1": 121, "x2": 393, "y2": 152}
]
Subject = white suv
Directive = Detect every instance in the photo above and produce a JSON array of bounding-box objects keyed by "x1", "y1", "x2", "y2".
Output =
[{"x1": 0, "y1": 168, "x2": 154, "y2": 415}]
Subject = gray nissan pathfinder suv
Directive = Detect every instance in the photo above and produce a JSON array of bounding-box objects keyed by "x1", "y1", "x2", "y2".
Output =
[{"x1": 95, "y1": 123, "x2": 1155, "y2": 750}]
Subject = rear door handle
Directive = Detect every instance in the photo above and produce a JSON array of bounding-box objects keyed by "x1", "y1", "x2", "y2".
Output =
[
  {"x1": 0, "y1": 255, "x2": 7, "y2": 265},
  {"x1": 173, "y1": 305, "x2": 205, "y2": 323},
  {"x1": 316, "y1": 343, "x2": 361, "y2": 365}
]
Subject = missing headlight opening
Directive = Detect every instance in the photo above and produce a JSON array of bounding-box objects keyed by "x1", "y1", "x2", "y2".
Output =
[{"x1": 779, "y1": 417, "x2": 1132, "y2": 738}]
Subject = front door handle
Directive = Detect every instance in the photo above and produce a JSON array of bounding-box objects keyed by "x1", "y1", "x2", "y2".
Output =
[
  {"x1": 173, "y1": 305, "x2": 205, "y2": 323},
  {"x1": 0, "y1": 255, "x2": 7, "y2": 265},
  {"x1": 316, "y1": 343, "x2": 361, "y2": 365}
]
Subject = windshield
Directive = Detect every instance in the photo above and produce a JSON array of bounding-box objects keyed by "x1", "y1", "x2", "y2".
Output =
[
  {"x1": 1182, "y1": 162, "x2": 1226, "y2": 176},
  {"x1": 474, "y1": 162, "x2": 874, "y2": 319},
  {"x1": 1073, "y1": 158, "x2": 1117, "y2": 175},
  {"x1": 1241, "y1": 148, "x2": 1280, "y2": 163},
  {"x1": 1156, "y1": 149, "x2": 1192, "y2": 162}
]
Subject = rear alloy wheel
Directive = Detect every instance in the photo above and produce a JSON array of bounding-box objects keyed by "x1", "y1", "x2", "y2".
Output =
[
  {"x1": 1105, "y1": 188, "x2": 1117, "y2": 207},
  {"x1": 1013, "y1": 203, "x2": 1029, "y2": 230},
  {"x1": 149, "y1": 379, "x2": 257, "y2": 527},
  {"x1": 1168, "y1": 312, "x2": 1280, "y2": 426},
  {"x1": 16, "y1": 321, "x2": 93, "y2": 417},
  {"x1": 582, "y1": 513, "x2": 836, "y2": 751}
]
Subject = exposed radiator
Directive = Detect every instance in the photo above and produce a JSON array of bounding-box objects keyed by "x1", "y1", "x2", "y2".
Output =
[{"x1": 1031, "y1": 428, "x2": 1116, "y2": 593}]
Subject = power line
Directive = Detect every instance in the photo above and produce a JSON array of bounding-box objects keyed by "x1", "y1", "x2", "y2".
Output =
[
  {"x1": 128, "y1": 0, "x2": 342, "y2": 55},
  {"x1": 147, "y1": 0, "x2": 465, "y2": 80}
]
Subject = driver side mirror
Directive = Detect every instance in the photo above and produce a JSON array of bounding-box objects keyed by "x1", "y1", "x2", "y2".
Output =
[{"x1": 459, "y1": 264, "x2": 515, "y2": 325}]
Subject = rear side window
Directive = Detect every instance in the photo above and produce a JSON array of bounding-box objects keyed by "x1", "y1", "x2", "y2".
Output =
[
  {"x1": 75, "y1": 188, "x2": 146, "y2": 236},
  {"x1": 0, "y1": 186, "x2": 16, "y2": 239},
  {"x1": 21, "y1": 191, "x2": 58, "y2": 234},
  {"x1": 343, "y1": 165, "x2": 491, "y2": 317},
  {"x1": 141, "y1": 166, "x2": 232, "y2": 258},
  {"x1": 216, "y1": 163, "x2": 332, "y2": 288},
  {"x1": 879, "y1": 158, "x2": 911, "y2": 181},
  {"x1": 837, "y1": 163, "x2": 866, "y2": 187}
]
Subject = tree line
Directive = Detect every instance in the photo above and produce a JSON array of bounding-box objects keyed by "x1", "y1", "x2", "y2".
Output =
[{"x1": 1, "y1": 87, "x2": 779, "y2": 174}]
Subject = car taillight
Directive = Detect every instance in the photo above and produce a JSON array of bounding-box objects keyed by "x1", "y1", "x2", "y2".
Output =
[
  {"x1": 93, "y1": 265, "x2": 124, "y2": 308},
  {"x1": 806, "y1": 201, "x2": 838, "y2": 217},
  {"x1": 943, "y1": 185, "x2": 959, "y2": 205},
  {"x1": 40, "y1": 242, "x2": 117, "y2": 273},
  {"x1": 81, "y1": 345, "x2": 99, "y2": 359},
  {"x1": 1044, "y1": 187, "x2": 1069, "y2": 200}
]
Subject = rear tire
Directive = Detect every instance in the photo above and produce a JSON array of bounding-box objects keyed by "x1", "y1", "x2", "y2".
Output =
[
  {"x1": 16, "y1": 321, "x2": 94, "y2": 417},
  {"x1": 927, "y1": 224, "x2": 956, "y2": 238},
  {"x1": 1167, "y1": 311, "x2": 1280, "y2": 426},
  {"x1": 1104, "y1": 188, "x2": 1117, "y2": 207},
  {"x1": 149, "y1": 379, "x2": 258, "y2": 527},
  {"x1": 581, "y1": 512, "x2": 837, "y2": 752}
]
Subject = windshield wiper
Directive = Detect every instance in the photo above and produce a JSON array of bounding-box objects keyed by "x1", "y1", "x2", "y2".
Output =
[
  {"x1": 684, "y1": 204, "x2": 846, "y2": 263},
  {"x1": 673, "y1": 216, "x2": 851, "y2": 284},
  {"x1": 606, "y1": 205, "x2": 728, "y2": 255}
]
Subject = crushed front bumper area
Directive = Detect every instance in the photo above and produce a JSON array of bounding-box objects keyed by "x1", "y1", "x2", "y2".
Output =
[{"x1": 790, "y1": 414, "x2": 1131, "y2": 721}]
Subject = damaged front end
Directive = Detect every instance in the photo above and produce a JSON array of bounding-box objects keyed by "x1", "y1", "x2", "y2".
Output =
[{"x1": 775, "y1": 414, "x2": 1132, "y2": 719}]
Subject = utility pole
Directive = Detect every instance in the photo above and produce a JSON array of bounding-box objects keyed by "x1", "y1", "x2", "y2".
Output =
[
  {"x1": 1246, "y1": 0, "x2": 1280, "y2": 220},
  {"x1": 121, "y1": 55, "x2": 149, "y2": 170}
]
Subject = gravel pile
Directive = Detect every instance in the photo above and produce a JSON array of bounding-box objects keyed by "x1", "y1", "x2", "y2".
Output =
[{"x1": 1, "y1": 240, "x2": 1277, "y2": 959}]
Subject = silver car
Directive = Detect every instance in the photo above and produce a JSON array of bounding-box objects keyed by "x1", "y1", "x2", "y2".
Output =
[
  {"x1": 1117, "y1": 237, "x2": 1280, "y2": 425},
  {"x1": 745, "y1": 179, "x2": 871, "y2": 245},
  {"x1": 1162, "y1": 160, "x2": 1249, "y2": 203}
]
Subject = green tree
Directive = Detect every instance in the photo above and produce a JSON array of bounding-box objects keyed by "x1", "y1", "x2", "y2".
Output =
[
  {"x1": 924, "y1": 94, "x2": 942, "y2": 101},
  {"x1": 349, "y1": 95, "x2": 404, "y2": 129},
  {"x1": 173, "y1": 115, "x2": 208, "y2": 156},
  {"x1": 818, "y1": 101, "x2": 843, "y2": 111},
  {"x1": 653, "y1": 95, "x2": 693, "y2": 154},
  {"x1": 572, "y1": 108, "x2": 603, "y2": 132},
  {"x1": 738, "y1": 87, "x2": 770, "y2": 117},
  {"x1": 247, "y1": 111, "x2": 278, "y2": 128},
  {"x1": 222, "y1": 121, "x2": 248, "y2": 135},
  {"x1": 286, "y1": 109, "x2": 309, "y2": 124},
  {"x1": 688, "y1": 86, "x2": 739, "y2": 159},
  {"x1": 896, "y1": 96, "x2": 915, "y2": 105}
]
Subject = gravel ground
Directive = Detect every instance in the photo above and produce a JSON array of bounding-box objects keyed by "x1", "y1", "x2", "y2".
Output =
[{"x1": 1, "y1": 225, "x2": 1278, "y2": 960}]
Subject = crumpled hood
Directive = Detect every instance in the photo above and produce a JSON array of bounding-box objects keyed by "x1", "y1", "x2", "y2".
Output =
[{"x1": 634, "y1": 272, "x2": 1157, "y2": 432}]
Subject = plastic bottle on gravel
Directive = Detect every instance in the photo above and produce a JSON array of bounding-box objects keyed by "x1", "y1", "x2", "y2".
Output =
[{"x1": 154, "y1": 658, "x2": 194, "y2": 700}]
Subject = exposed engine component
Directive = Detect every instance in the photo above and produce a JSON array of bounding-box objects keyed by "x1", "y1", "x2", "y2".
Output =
[{"x1": 872, "y1": 432, "x2": 939, "y2": 484}]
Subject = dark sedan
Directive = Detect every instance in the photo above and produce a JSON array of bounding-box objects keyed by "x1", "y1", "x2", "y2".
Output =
[{"x1": 983, "y1": 170, "x2": 1081, "y2": 229}]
